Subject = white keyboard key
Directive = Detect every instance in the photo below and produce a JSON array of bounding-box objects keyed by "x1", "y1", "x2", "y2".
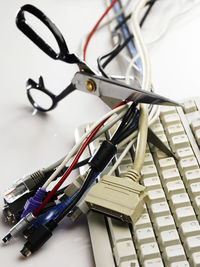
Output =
[
  {"x1": 189, "y1": 182, "x2": 200, "y2": 198},
  {"x1": 143, "y1": 153, "x2": 154, "y2": 165},
  {"x1": 139, "y1": 242, "x2": 160, "y2": 261},
  {"x1": 195, "y1": 129, "x2": 200, "y2": 146},
  {"x1": 160, "y1": 106, "x2": 176, "y2": 116},
  {"x1": 120, "y1": 260, "x2": 140, "y2": 267},
  {"x1": 190, "y1": 252, "x2": 200, "y2": 267},
  {"x1": 185, "y1": 235, "x2": 200, "y2": 256},
  {"x1": 174, "y1": 206, "x2": 196, "y2": 224},
  {"x1": 178, "y1": 156, "x2": 198, "y2": 174},
  {"x1": 158, "y1": 229, "x2": 180, "y2": 248},
  {"x1": 186, "y1": 111, "x2": 200, "y2": 125},
  {"x1": 191, "y1": 117, "x2": 200, "y2": 132},
  {"x1": 157, "y1": 133, "x2": 169, "y2": 147},
  {"x1": 163, "y1": 244, "x2": 186, "y2": 263},
  {"x1": 162, "y1": 113, "x2": 181, "y2": 127},
  {"x1": 169, "y1": 193, "x2": 190, "y2": 209},
  {"x1": 141, "y1": 165, "x2": 158, "y2": 179},
  {"x1": 154, "y1": 149, "x2": 169, "y2": 160},
  {"x1": 170, "y1": 134, "x2": 190, "y2": 151},
  {"x1": 133, "y1": 212, "x2": 151, "y2": 230},
  {"x1": 135, "y1": 227, "x2": 155, "y2": 246},
  {"x1": 176, "y1": 147, "x2": 194, "y2": 159},
  {"x1": 157, "y1": 157, "x2": 176, "y2": 171},
  {"x1": 147, "y1": 189, "x2": 166, "y2": 204},
  {"x1": 165, "y1": 180, "x2": 185, "y2": 198},
  {"x1": 184, "y1": 169, "x2": 200, "y2": 185},
  {"x1": 161, "y1": 168, "x2": 181, "y2": 183},
  {"x1": 143, "y1": 258, "x2": 164, "y2": 267},
  {"x1": 170, "y1": 261, "x2": 190, "y2": 267},
  {"x1": 113, "y1": 240, "x2": 137, "y2": 265},
  {"x1": 143, "y1": 176, "x2": 161, "y2": 190},
  {"x1": 118, "y1": 163, "x2": 133, "y2": 177},
  {"x1": 154, "y1": 215, "x2": 176, "y2": 232},
  {"x1": 108, "y1": 218, "x2": 132, "y2": 245},
  {"x1": 180, "y1": 221, "x2": 200, "y2": 239},
  {"x1": 182, "y1": 99, "x2": 197, "y2": 113},
  {"x1": 194, "y1": 196, "x2": 200, "y2": 214},
  {"x1": 150, "y1": 123, "x2": 164, "y2": 135},
  {"x1": 149, "y1": 202, "x2": 170, "y2": 217},
  {"x1": 166, "y1": 123, "x2": 185, "y2": 138},
  {"x1": 116, "y1": 151, "x2": 132, "y2": 165}
]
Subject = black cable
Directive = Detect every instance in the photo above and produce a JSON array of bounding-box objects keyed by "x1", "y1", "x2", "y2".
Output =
[
  {"x1": 54, "y1": 169, "x2": 97, "y2": 223},
  {"x1": 97, "y1": 0, "x2": 157, "y2": 76}
]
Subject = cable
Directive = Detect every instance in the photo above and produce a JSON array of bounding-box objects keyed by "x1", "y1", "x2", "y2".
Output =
[
  {"x1": 83, "y1": 0, "x2": 119, "y2": 60},
  {"x1": 42, "y1": 102, "x2": 129, "y2": 190}
]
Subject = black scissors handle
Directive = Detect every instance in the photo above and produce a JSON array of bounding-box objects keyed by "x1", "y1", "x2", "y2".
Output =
[{"x1": 16, "y1": 4, "x2": 79, "y2": 64}]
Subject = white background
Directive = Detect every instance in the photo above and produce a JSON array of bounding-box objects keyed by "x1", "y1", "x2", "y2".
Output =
[{"x1": 0, "y1": 1, "x2": 200, "y2": 266}]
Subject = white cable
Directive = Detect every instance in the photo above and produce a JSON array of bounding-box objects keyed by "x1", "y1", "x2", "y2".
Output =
[
  {"x1": 108, "y1": 138, "x2": 136, "y2": 176},
  {"x1": 42, "y1": 102, "x2": 131, "y2": 189},
  {"x1": 147, "y1": 1, "x2": 200, "y2": 46}
]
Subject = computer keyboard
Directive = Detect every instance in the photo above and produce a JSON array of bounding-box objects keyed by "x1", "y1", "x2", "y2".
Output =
[{"x1": 74, "y1": 98, "x2": 200, "y2": 267}]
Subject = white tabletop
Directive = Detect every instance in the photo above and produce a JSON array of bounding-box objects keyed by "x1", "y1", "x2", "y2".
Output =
[{"x1": 0, "y1": 1, "x2": 200, "y2": 266}]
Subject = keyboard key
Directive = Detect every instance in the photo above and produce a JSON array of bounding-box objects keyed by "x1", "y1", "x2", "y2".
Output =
[
  {"x1": 166, "y1": 123, "x2": 185, "y2": 138},
  {"x1": 170, "y1": 134, "x2": 190, "y2": 151},
  {"x1": 163, "y1": 244, "x2": 186, "y2": 263},
  {"x1": 139, "y1": 242, "x2": 160, "y2": 261},
  {"x1": 183, "y1": 169, "x2": 200, "y2": 185},
  {"x1": 178, "y1": 156, "x2": 198, "y2": 174},
  {"x1": 189, "y1": 182, "x2": 200, "y2": 199},
  {"x1": 133, "y1": 212, "x2": 151, "y2": 230},
  {"x1": 141, "y1": 165, "x2": 158, "y2": 179},
  {"x1": 135, "y1": 227, "x2": 155, "y2": 246},
  {"x1": 162, "y1": 113, "x2": 180, "y2": 127},
  {"x1": 150, "y1": 123, "x2": 164, "y2": 135},
  {"x1": 120, "y1": 260, "x2": 140, "y2": 267},
  {"x1": 147, "y1": 189, "x2": 166, "y2": 204},
  {"x1": 154, "y1": 215, "x2": 176, "y2": 232},
  {"x1": 191, "y1": 117, "x2": 200, "y2": 132},
  {"x1": 185, "y1": 235, "x2": 200, "y2": 255},
  {"x1": 190, "y1": 252, "x2": 200, "y2": 267},
  {"x1": 160, "y1": 106, "x2": 176, "y2": 116},
  {"x1": 157, "y1": 157, "x2": 176, "y2": 171},
  {"x1": 143, "y1": 153, "x2": 154, "y2": 166},
  {"x1": 161, "y1": 168, "x2": 181, "y2": 183},
  {"x1": 169, "y1": 193, "x2": 191, "y2": 209},
  {"x1": 113, "y1": 240, "x2": 137, "y2": 265},
  {"x1": 158, "y1": 229, "x2": 180, "y2": 249},
  {"x1": 180, "y1": 221, "x2": 200, "y2": 240},
  {"x1": 165, "y1": 180, "x2": 185, "y2": 198},
  {"x1": 143, "y1": 258, "x2": 164, "y2": 267},
  {"x1": 170, "y1": 261, "x2": 190, "y2": 267},
  {"x1": 176, "y1": 147, "x2": 194, "y2": 159},
  {"x1": 182, "y1": 99, "x2": 197, "y2": 113},
  {"x1": 195, "y1": 129, "x2": 200, "y2": 146},
  {"x1": 143, "y1": 176, "x2": 161, "y2": 190},
  {"x1": 108, "y1": 218, "x2": 132, "y2": 245},
  {"x1": 174, "y1": 206, "x2": 196, "y2": 224},
  {"x1": 149, "y1": 202, "x2": 170, "y2": 217},
  {"x1": 186, "y1": 111, "x2": 200, "y2": 125}
]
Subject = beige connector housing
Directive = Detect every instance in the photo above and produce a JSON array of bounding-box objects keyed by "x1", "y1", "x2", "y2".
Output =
[{"x1": 85, "y1": 175, "x2": 149, "y2": 224}]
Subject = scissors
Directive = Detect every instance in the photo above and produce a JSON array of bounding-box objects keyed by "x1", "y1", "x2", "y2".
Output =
[{"x1": 16, "y1": 4, "x2": 180, "y2": 112}]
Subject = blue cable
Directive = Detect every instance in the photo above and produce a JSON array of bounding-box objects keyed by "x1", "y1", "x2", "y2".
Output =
[
  {"x1": 112, "y1": 1, "x2": 143, "y2": 73},
  {"x1": 32, "y1": 172, "x2": 100, "y2": 227}
]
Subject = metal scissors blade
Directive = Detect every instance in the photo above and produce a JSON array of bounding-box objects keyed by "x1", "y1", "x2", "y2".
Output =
[{"x1": 72, "y1": 72, "x2": 181, "y2": 108}]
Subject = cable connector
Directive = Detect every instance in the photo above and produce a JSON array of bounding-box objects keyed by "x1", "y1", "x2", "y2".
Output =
[
  {"x1": 21, "y1": 188, "x2": 46, "y2": 218},
  {"x1": 85, "y1": 174, "x2": 148, "y2": 224},
  {"x1": 2, "y1": 212, "x2": 35, "y2": 243},
  {"x1": 4, "y1": 170, "x2": 45, "y2": 204},
  {"x1": 20, "y1": 220, "x2": 57, "y2": 257}
]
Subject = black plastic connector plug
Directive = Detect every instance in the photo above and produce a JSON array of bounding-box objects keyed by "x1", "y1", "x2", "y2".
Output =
[{"x1": 20, "y1": 220, "x2": 57, "y2": 257}]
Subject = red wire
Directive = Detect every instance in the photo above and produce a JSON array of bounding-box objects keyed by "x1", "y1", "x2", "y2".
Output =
[
  {"x1": 33, "y1": 101, "x2": 126, "y2": 216},
  {"x1": 83, "y1": 0, "x2": 119, "y2": 61}
]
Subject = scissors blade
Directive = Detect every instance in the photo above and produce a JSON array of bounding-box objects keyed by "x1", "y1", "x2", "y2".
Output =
[
  {"x1": 148, "y1": 128, "x2": 177, "y2": 160},
  {"x1": 72, "y1": 72, "x2": 180, "y2": 107}
]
